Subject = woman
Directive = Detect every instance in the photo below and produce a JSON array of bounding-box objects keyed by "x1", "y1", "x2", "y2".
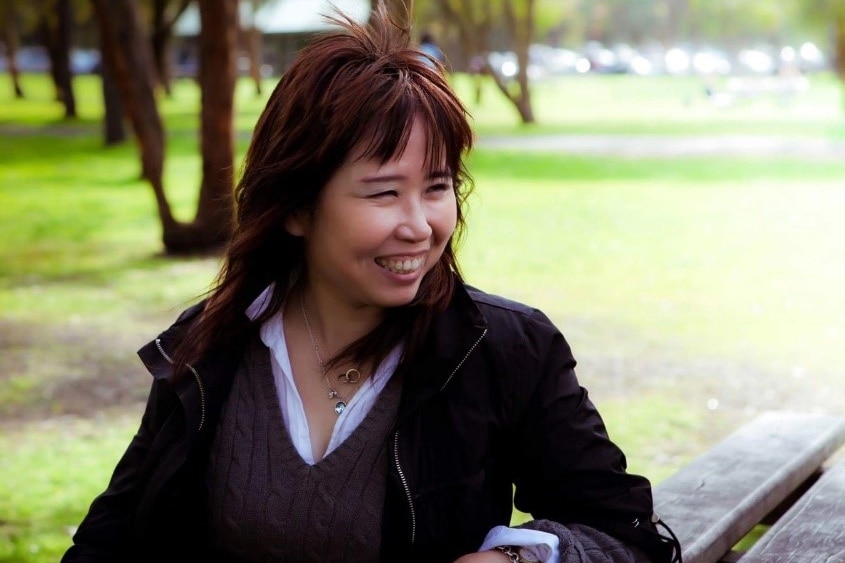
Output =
[{"x1": 62, "y1": 5, "x2": 680, "y2": 563}]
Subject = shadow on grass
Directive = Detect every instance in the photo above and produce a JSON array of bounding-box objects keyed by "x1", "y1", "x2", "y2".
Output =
[
  {"x1": 0, "y1": 248, "x2": 215, "y2": 288},
  {"x1": 0, "y1": 318, "x2": 150, "y2": 424},
  {"x1": 0, "y1": 251, "x2": 220, "y2": 425}
]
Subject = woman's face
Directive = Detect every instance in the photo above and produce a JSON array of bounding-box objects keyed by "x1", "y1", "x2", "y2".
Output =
[{"x1": 287, "y1": 116, "x2": 458, "y2": 313}]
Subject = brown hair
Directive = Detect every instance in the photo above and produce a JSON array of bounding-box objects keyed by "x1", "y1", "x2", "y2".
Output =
[{"x1": 173, "y1": 3, "x2": 474, "y2": 375}]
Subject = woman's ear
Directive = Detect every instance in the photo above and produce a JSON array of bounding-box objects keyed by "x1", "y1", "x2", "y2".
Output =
[{"x1": 284, "y1": 211, "x2": 308, "y2": 237}]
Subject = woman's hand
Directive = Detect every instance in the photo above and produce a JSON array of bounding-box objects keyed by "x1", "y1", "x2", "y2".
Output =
[{"x1": 453, "y1": 549, "x2": 512, "y2": 563}]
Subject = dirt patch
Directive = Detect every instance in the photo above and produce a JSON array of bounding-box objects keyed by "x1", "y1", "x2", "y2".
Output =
[
  {"x1": 0, "y1": 319, "x2": 152, "y2": 425},
  {"x1": 2, "y1": 313, "x2": 841, "y2": 433}
]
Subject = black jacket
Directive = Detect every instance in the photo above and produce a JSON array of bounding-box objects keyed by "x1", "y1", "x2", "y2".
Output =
[{"x1": 62, "y1": 283, "x2": 679, "y2": 563}]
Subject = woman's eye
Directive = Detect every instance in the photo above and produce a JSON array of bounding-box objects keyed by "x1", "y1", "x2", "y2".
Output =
[
  {"x1": 369, "y1": 190, "x2": 398, "y2": 198},
  {"x1": 428, "y1": 183, "x2": 451, "y2": 193}
]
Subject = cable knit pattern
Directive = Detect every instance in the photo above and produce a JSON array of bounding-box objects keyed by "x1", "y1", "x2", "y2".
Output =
[{"x1": 207, "y1": 339, "x2": 402, "y2": 563}]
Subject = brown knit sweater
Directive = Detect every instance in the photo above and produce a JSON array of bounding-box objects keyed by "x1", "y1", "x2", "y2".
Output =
[{"x1": 206, "y1": 339, "x2": 402, "y2": 563}]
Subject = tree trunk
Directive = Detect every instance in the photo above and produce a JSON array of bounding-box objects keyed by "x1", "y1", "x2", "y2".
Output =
[
  {"x1": 42, "y1": 0, "x2": 77, "y2": 117},
  {"x1": 91, "y1": 0, "x2": 176, "y2": 233},
  {"x1": 99, "y1": 47, "x2": 126, "y2": 145},
  {"x1": 92, "y1": 0, "x2": 237, "y2": 255},
  {"x1": 183, "y1": 0, "x2": 238, "y2": 250},
  {"x1": 246, "y1": 25, "x2": 263, "y2": 96},
  {"x1": 502, "y1": 0, "x2": 535, "y2": 124},
  {"x1": 435, "y1": 0, "x2": 535, "y2": 123},
  {"x1": 837, "y1": 16, "x2": 845, "y2": 81},
  {"x1": 42, "y1": 17, "x2": 61, "y2": 100},
  {"x1": 836, "y1": 15, "x2": 845, "y2": 112},
  {"x1": 160, "y1": 0, "x2": 238, "y2": 253},
  {"x1": 151, "y1": 0, "x2": 173, "y2": 95},
  {"x1": 663, "y1": 0, "x2": 689, "y2": 46},
  {"x1": 240, "y1": 0, "x2": 263, "y2": 96},
  {"x1": 434, "y1": 0, "x2": 491, "y2": 62},
  {"x1": 150, "y1": 0, "x2": 191, "y2": 97},
  {"x1": 1, "y1": 4, "x2": 24, "y2": 98}
]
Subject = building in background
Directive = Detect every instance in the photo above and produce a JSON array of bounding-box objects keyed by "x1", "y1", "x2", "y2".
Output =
[{"x1": 173, "y1": 0, "x2": 370, "y2": 77}]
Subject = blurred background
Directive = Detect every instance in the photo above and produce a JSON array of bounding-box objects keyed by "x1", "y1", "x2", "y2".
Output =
[
  {"x1": 1, "y1": 0, "x2": 844, "y2": 561},
  {"x1": 1, "y1": 0, "x2": 839, "y2": 122}
]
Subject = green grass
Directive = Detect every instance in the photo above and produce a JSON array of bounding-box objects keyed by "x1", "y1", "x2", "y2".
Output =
[
  {"x1": 1, "y1": 72, "x2": 845, "y2": 562},
  {"x1": 461, "y1": 152, "x2": 845, "y2": 376},
  {"x1": 0, "y1": 415, "x2": 139, "y2": 562}
]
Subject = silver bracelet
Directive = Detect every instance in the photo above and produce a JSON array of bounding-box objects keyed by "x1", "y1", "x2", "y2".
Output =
[{"x1": 494, "y1": 545, "x2": 521, "y2": 562}]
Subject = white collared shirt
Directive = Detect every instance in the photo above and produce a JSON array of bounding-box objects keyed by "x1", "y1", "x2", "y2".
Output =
[
  {"x1": 245, "y1": 286, "x2": 557, "y2": 560},
  {"x1": 246, "y1": 285, "x2": 400, "y2": 464}
]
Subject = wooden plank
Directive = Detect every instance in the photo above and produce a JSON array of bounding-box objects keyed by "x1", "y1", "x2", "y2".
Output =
[
  {"x1": 739, "y1": 455, "x2": 845, "y2": 562},
  {"x1": 652, "y1": 412, "x2": 845, "y2": 563}
]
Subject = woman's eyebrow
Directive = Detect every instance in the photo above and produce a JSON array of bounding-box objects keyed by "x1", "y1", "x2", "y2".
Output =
[
  {"x1": 360, "y1": 174, "x2": 405, "y2": 184},
  {"x1": 359, "y1": 170, "x2": 452, "y2": 183}
]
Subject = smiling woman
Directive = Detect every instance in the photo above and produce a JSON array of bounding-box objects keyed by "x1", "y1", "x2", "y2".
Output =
[
  {"x1": 284, "y1": 115, "x2": 458, "y2": 316},
  {"x1": 60, "y1": 4, "x2": 680, "y2": 563}
]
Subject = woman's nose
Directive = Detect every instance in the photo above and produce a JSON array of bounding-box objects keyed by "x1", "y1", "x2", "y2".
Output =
[{"x1": 395, "y1": 200, "x2": 433, "y2": 241}]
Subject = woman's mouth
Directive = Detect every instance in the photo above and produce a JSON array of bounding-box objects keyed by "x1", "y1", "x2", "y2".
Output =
[{"x1": 375, "y1": 256, "x2": 424, "y2": 274}]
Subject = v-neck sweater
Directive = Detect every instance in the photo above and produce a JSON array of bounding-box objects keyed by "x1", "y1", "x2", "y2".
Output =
[{"x1": 206, "y1": 339, "x2": 403, "y2": 563}]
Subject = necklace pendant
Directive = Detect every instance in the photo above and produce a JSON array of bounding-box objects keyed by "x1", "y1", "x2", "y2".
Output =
[
  {"x1": 338, "y1": 368, "x2": 361, "y2": 384},
  {"x1": 334, "y1": 401, "x2": 347, "y2": 415}
]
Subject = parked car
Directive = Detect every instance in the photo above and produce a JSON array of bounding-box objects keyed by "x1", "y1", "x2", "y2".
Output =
[
  {"x1": 70, "y1": 49, "x2": 101, "y2": 74},
  {"x1": 735, "y1": 47, "x2": 776, "y2": 75},
  {"x1": 485, "y1": 51, "x2": 519, "y2": 79},
  {"x1": 2, "y1": 46, "x2": 101, "y2": 74},
  {"x1": 14, "y1": 46, "x2": 51, "y2": 72},
  {"x1": 487, "y1": 44, "x2": 591, "y2": 80},
  {"x1": 528, "y1": 44, "x2": 589, "y2": 76}
]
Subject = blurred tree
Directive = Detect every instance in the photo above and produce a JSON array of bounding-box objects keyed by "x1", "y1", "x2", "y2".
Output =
[
  {"x1": 99, "y1": 49, "x2": 125, "y2": 145},
  {"x1": 660, "y1": 0, "x2": 689, "y2": 45},
  {"x1": 534, "y1": 0, "x2": 579, "y2": 45},
  {"x1": 0, "y1": 0, "x2": 25, "y2": 97},
  {"x1": 798, "y1": 0, "x2": 845, "y2": 73},
  {"x1": 834, "y1": 13, "x2": 845, "y2": 82},
  {"x1": 1, "y1": 0, "x2": 95, "y2": 110},
  {"x1": 240, "y1": 0, "x2": 268, "y2": 96},
  {"x1": 435, "y1": 0, "x2": 537, "y2": 123},
  {"x1": 687, "y1": 0, "x2": 796, "y2": 48},
  {"x1": 798, "y1": 0, "x2": 845, "y2": 106},
  {"x1": 147, "y1": 0, "x2": 192, "y2": 96},
  {"x1": 91, "y1": 0, "x2": 164, "y2": 190},
  {"x1": 584, "y1": 0, "x2": 660, "y2": 44},
  {"x1": 41, "y1": 0, "x2": 77, "y2": 117},
  {"x1": 192, "y1": 0, "x2": 238, "y2": 251},
  {"x1": 91, "y1": 0, "x2": 238, "y2": 254},
  {"x1": 560, "y1": 0, "x2": 814, "y2": 49}
]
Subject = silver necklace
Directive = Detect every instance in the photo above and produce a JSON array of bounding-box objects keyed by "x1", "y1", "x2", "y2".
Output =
[{"x1": 299, "y1": 296, "x2": 362, "y2": 415}]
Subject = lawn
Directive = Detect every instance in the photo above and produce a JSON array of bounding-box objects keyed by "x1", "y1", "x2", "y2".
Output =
[{"x1": 1, "y1": 71, "x2": 844, "y2": 562}]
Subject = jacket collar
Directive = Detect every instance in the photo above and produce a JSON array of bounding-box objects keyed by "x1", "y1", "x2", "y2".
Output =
[
  {"x1": 394, "y1": 281, "x2": 488, "y2": 425},
  {"x1": 137, "y1": 301, "x2": 206, "y2": 382},
  {"x1": 137, "y1": 300, "x2": 246, "y2": 438},
  {"x1": 135, "y1": 280, "x2": 489, "y2": 433}
]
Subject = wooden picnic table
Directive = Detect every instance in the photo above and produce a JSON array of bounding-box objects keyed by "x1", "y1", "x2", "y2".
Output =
[{"x1": 653, "y1": 411, "x2": 845, "y2": 563}]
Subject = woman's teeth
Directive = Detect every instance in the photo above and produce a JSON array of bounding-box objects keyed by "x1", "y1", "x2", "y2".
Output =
[{"x1": 377, "y1": 257, "x2": 423, "y2": 274}]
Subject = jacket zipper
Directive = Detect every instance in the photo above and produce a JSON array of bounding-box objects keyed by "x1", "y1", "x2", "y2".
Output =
[
  {"x1": 393, "y1": 430, "x2": 416, "y2": 544},
  {"x1": 154, "y1": 338, "x2": 207, "y2": 432},
  {"x1": 392, "y1": 327, "x2": 488, "y2": 545},
  {"x1": 439, "y1": 328, "x2": 487, "y2": 392}
]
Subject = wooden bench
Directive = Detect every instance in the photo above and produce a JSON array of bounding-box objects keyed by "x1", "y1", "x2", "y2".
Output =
[
  {"x1": 652, "y1": 411, "x2": 845, "y2": 563},
  {"x1": 740, "y1": 455, "x2": 845, "y2": 563}
]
